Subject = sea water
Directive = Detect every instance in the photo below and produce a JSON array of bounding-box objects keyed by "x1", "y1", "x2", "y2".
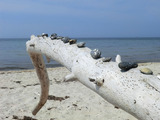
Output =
[{"x1": 0, "y1": 38, "x2": 160, "y2": 70}]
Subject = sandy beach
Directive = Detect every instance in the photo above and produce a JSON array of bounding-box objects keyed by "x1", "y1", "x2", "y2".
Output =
[{"x1": 0, "y1": 62, "x2": 159, "y2": 120}]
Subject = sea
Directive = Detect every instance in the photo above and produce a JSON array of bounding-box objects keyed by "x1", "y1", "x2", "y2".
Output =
[{"x1": 0, "y1": 37, "x2": 160, "y2": 71}]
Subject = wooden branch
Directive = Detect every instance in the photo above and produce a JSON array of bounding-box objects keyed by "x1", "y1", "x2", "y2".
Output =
[
  {"x1": 29, "y1": 53, "x2": 49, "y2": 115},
  {"x1": 26, "y1": 35, "x2": 160, "y2": 120}
]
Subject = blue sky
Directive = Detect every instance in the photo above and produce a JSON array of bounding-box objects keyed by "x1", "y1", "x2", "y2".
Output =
[{"x1": 0, "y1": 0, "x2": 160, "y2": 38}]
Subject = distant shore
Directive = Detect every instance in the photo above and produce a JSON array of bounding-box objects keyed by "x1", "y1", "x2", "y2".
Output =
[{"x1": 0, "y1": 62, "x2": 159, "y2": 120}]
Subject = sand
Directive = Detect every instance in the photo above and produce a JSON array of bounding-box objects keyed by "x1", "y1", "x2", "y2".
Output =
[{"x1": 0, "y1": 62, "x2": 159, "y2": 120}]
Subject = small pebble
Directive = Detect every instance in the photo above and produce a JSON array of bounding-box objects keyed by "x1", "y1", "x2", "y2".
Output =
[
  {"x1": 51, "y1": 33, "x2": 57, "y2": 37},
  {"x1": 69, "y1": 39, "x2": 77, "y2": 45},
  {"x1": 77, "y1": 42, "x2": 85, "y2": 48},
  {"x1": 132, "y1": 63, "x2": 138, "y2": 68},
  {"x1": 50, "y1": 33, "x2": 57, "y2": 40},
  {"x1": 90, "y1": 49, "x2": 101, "y2": 59},
  {"x1": 102, "y1": 57, "x2": 112, "y2": 62},
  {"x1": 140, "y1": 68, "x2": 153, "y2": 75},
  {"x1": 50, "y1": 36, "x2": 55, "y2": 40},
  {"x1": 42, "y1": 33, "x2": 48, "y2": 37},
  {"x1": 119, "y1": 62, "x2": 130, "y2": 71},
  {"x1": 62, "y1": 37, "x2": 70, "y2": 43},
  {"x1": 118, "y1": 62, "x2": 138, "y2": 71},
  {"x1": 57, "y1": 36, "x2": 63, "y2": 39}
]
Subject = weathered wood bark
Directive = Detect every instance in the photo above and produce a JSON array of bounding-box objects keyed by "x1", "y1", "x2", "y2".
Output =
[
  {"x1": 29, "y1": 53, "x2": 49, "y2": 115},
  {"x1": 26, "y1": 35, "x2": 160, "y2": 120}
]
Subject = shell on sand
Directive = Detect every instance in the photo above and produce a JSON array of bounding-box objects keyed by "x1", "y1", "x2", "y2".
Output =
[{"x1": 140, "y1": 68, "x2": 153, "y2": 75}]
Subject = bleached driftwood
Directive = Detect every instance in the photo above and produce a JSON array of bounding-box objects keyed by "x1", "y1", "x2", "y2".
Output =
[{"x1": 26, "y1": 35, "x2": 160, "y2": 120}]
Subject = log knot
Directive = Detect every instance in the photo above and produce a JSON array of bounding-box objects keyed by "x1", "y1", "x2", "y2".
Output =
[{"x1": 89, "y1": 77, "x2": 104, "y2": 86}]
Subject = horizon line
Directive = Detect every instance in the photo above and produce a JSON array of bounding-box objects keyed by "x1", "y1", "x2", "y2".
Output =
[{"x1": 0, "y1": 36, "x2": 160, "y2": 39}]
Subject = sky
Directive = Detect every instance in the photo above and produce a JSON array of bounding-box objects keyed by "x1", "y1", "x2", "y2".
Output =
[{"x1": 0, "y1": 0, "x2": 160, "y2": 38}]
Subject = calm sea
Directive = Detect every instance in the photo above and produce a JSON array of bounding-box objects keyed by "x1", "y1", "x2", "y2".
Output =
[{"x1": 0, "y1": 38, "x2": 160, "y2": 71}]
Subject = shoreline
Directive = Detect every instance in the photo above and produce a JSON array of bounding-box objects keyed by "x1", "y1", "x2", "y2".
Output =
[
  {"x1": 0, "y1": 61, "x2": 160, "y2": 72},
  {"x1": 0, "y1": 62, "x2": 159, "y2": 120},
  {"x1": 0, "y1": 64, "x2": 63, "y2": 71}
]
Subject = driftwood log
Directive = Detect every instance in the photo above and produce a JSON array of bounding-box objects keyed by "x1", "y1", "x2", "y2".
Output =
[{"x1": 26, "y1": 35, "x2": 160, "y2": 120}]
